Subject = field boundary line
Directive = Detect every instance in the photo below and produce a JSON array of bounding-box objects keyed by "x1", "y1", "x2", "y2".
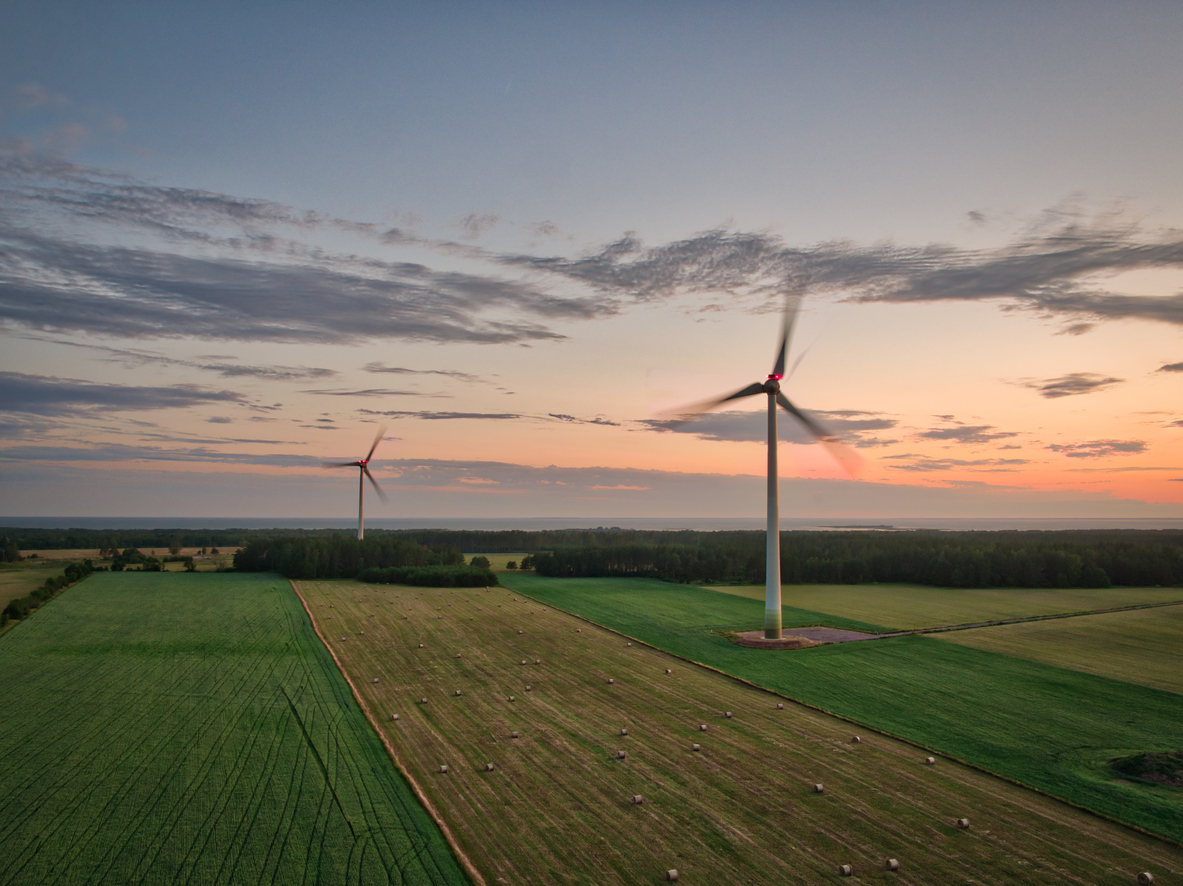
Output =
[
  {"x1": 894, "y1": 597, "x2": 1183, "y2": 637},
  {"x1": 508, "y1": 582, "x2": 1183, "y2": 850},
  {"x1": 287, "y1": 579, "x2": 485, "y2": 886}
]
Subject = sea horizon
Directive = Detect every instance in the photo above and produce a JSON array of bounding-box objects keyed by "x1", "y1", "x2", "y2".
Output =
[{"x1": 2, "y1": 516, "x2": 1182, "y2": 532}]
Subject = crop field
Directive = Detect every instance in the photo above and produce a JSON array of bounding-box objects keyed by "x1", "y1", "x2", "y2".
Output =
[
  {"x1": 297, "y1": 577, "x2": 1183, "y2": 885},
  {"x1": 463, "y1": 553, "x2": 530, "y2": 571},
  {"x1": 499, "y1": 574, "x2": 1183, "y2": 842},
  {"x1": 706, "y1": 582, "x2": 1183, "y2": 630},
  {"x1": 0, "y1": 572, "x2": 466, "y2": 886},
  {"x1": 935, "y1": 604, "x2": 1183, "y2": 695}
]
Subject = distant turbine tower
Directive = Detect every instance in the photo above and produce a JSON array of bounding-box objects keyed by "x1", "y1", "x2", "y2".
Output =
[
  {"x1": 323, "y1": 427, "x2": 388, "y2": 540},
  {"x1": 670, "y1": 299, "x2": 857, "y2": 639}
]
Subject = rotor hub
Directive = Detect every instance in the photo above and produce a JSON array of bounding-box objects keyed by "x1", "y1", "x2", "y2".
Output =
[{"x1": 762, "y1": 378, "x2": 781, "y2": 394}]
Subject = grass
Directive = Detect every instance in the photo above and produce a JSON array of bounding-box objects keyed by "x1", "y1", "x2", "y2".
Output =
[
  {"x1": 0, "y1": 571, "x2": 467, "y2": 886},
  {"x1": 935, "y1": 604, "x2": 1183, "y2": 695},
  {"x1": 298, "y1": 577, "x2": 1183, "y2": 885},
  {"x1": 501, "y1": 574, "x2": 1183, "y2": 842},
  {"x1": 0, "y1": 559, "x2": 64, "y2": 608},
  {"x1": 707, "y1": 582, "x2": 1183, "y2": 630},
  {"x1": 463, "y1": 553, "x2": 531, "y2": 572}
]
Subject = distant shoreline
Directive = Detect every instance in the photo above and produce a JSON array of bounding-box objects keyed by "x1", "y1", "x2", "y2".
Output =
[{"x1": 2, "y1": 516, "x2": 1182, "y2": 531}]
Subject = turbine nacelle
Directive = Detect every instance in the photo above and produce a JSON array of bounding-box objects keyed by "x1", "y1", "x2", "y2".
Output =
[{"x1": 762, "y1": 377, "x2": 781, "y2": 394}]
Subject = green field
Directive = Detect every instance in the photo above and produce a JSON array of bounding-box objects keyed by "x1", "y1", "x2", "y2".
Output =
[
  {"x1": 501, "y1": 574, "x2": 1183, "y2": 842},
  {"x1": 707, "y1": 582, "x2": 1183, "y2": 630},
  {"x1": 298, "y1": 577, "x2": 1183, "y2": 885},
  {"x1": 0, "y1": 558, "x2": 74, "y2": 609},
  {"x1": 935, "y1": 604, "x2": 1183, "y2": 695},
  {"x1": 0, "y1": 572, "x2": 467, "y2": 886}
]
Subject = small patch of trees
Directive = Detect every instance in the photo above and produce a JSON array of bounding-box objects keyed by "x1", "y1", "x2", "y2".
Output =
[
  {"x1": 468, "y1": 555, "x2": 491, "y2": 569},
  {"x1": 358, "y1": 565, "x2": 498, "y2": 587},
  {"x1": 1, "y1": 537, "x2": 21, "y2": 563}
]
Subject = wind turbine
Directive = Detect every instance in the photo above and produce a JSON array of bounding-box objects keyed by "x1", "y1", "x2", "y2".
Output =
[
  {"x1": 671, "y1": 299, "x2": 856, "y2": 639},
  {"x1": 323, "y1": 427, "x2": 388, "y2": 540}
]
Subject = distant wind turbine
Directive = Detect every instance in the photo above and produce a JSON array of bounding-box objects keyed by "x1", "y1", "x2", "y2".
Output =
[
  {"x1": 670, "y1": 299, "x2": 858, "y2": 639},
  {"x1": 323, "y1": 427, "x2": 388, "y2": 540}
]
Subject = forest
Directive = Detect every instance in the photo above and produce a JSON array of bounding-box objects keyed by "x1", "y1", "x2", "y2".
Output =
[{"x1": 5, "y1": 527, "x2": 1182, "y2": 588}]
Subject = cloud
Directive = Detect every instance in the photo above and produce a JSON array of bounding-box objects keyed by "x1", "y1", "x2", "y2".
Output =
[
  {"x1": 362, "y1": 363, "x2": 481, "y2": 383},
  {"x1": 885, "y1": 455, "x2": 1032, "y2": 472},
  {"x1": 0, "y1": 371, "x2": 245, "y2": 416},
  {"x1": 458, "y1": 213, "x2": 500, "y2": 239},
  {"x1": 916, "y1": 424, "x2": 1019, "y2": 444},
  {"x1": 547, "y1": 413, "x2": 621, "y2": 427},
  {"x1": 7, "y1": 156, "x2": 1183, "y2": 353},
  {"x1": 0, "y1": 157, "x2": 605, "y2": 345},
  {"x1": 640, "y1": 408, "x2": 895, "y2": 445},
  {"x1": 503, "y1": 209, "x2": 1183, "y2": 327},
  {"x1": 1045, "y1": 439, "x2": 1148, "y2": 458},
  {"x1": 302, "y1": 388, "x2": 443, "y2": 398},
  {"x1": 361, "y1": 409, "x2": 525, "y2": 421},
  {"x1": 1019, "y1": 373, "x2": 1124, "y2": 398},
  {"x1": 26, "y1": 337, "x2": 338, "y2": 381},
  {"x1": 1158, "y1": 362, "x2": 1183, "y2": 373}
]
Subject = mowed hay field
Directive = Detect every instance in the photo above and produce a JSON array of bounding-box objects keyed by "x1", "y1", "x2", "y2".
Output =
[
  {"x1": 500, "y1": 574, "x2": 1183, "y2": 842},
  {"x1": 935, "y1": 604, "x2": 1183, "y2": 695},
  {"x1": 0, "y1": 572, "x2": 467, "y2": 886},
  {"x1": 297, "y1": 579, "x2": 1183, "y2": 886},
  {"x1": 706, "y1": 583, "x2": 1183, "y2": 631}
]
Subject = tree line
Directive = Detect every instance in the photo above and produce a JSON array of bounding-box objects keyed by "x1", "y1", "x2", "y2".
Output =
[
  {"x1": 2, "y1": 561, "x2": 96, "y2": 627},
  {"x1": 233, "y1": 534, "x2": 466, "y2": 580},
  {"x1": 529, "y1": 529, "x2": 1183, "y2": 588}
]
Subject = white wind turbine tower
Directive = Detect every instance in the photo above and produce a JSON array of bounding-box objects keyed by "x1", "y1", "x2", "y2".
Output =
[
  {"x1": 671, "y1": 299, "x2": 857, "y2": 639},
  {"x1": 323, "y1": 427, "x2": 388, "y2": 540}
]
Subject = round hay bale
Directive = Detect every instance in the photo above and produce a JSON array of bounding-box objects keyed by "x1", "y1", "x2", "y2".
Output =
[
  {"x1": 692, "y1": 743, "x2": 701, "y2": 752},
  {"x1": 814, "y1": 783, "x2": 824, "y2": 793},
  {"x1": 632, "y1": 794, "x2": 644, "y2": 804},
  {"x1": 621, "y1": 728, "x2": 628, "y2": 736},
  {"x1": 508, "y1": 695, "x2": 515, "y2": 702},
  {"x1": 724, "y1": 712, "x2": 732, "y2": 719},
  {"x1": 627, "y1": 642, "x2": 632, "y2": 647},
  {"x1": 521, "y1": 660, "x2": 527, "y2": 665},
  {"x1": 455, "y1": 690, "x2": 462, "y2": 696},
  {"x1": 485, "y1": 763, "x2": 495, "y2": 771},
  {"x1": 699, "y1": 724, "x2": 708, "y2": 732},
  {"x1": 577, "y1": 628, "x2": 582, "y2": 632},
  {"x1": 437, "y1": 616, "x2": 442, "y2": 619},
  {"x1": 419, "y1": 697, "x2": 427, "y2": 704},
  {"x1": 925, "y1": 756, "x2": 936, "y2": 765},
  {"x1": 886, "y1": 858, "x2": 900, "y2": 871},
  {"x1": 359, "y1": 631, "x2": 365, "y2": 635},
  {"x1": 391, "y1": 713, "x2": 399, "y2": 720},
  {"x1": 439, "y1": 764, "x2": 448, "y2": 774},
  {"x1": 525, "y1": 685, "x2": 532, "y2": 691},
  {"x1": 607, "y1": 678, "x2": 614, "y2": 684},
  {"x1": 510, "y1": 730, "x2": 519, "y2": 738},
  {"x1": 665, "y1": 669, "x2": 672, "y2": 675},
  {"x1": 534, "y1": 659, "x2": 541, "y2": 664},
  {"x1": 852, "y1": 735, "x2": 862, "y2": 743},
  {"x1": 517, "y1": 630, "x2": 523, "y2": 634},
  {"x1": 456, "y1": 653, "x2": 462, "y2": 658},
  {"x1": 1138, "y1": 873, "x2": 1155, "y2": 885},
  {"x1": 418, "y1": 643, "x2": 424, "y2": 648},
  {"x1": 666, "y1": 871, "x2": 679, "y2": 882},
  {"x1": 839, "y1": 864, "x2": 853, "y2": 877},
  {"x1": 776, "y1": 703, "x2": 784, "y2": 709},
  {"x1": 956, "y1": 817, "x2": 970, "y2": 829},
  {"x1": 616, "y1": 750, "x2": 627, "y2": 759},
  {"x1": 372, "y1": 678, "x2": 379, "y2": 683}
]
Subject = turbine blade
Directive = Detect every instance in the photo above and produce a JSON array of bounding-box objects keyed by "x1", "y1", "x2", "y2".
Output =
[
  {"x1": 663, "y1": 382, "x2": 765, "y2": 425},
  {"x1": 364, "y1": 425, "x2": 388, "y2": 462},
  {"x1": 776, "y1": 391, "x2": 862, "y2": 476},
  {"x1": 771, "y1": 295, "x2": 802, "y2": 379},
  {"x1": 322, "y1": 461, "x2": 360, "y2": 468},
  {"x1": 363, "y1": 465, "x2": 388, "y2": 502}
]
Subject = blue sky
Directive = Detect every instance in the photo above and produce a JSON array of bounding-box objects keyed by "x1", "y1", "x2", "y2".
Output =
[{"x1": 2, "y1": 1, "x2": 1182, "y2": 520}]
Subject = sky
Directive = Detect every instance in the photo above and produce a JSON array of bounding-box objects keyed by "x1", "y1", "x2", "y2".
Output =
[{"x1": 2, "y1": 0, "x2": 1182, "y2": 522}]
